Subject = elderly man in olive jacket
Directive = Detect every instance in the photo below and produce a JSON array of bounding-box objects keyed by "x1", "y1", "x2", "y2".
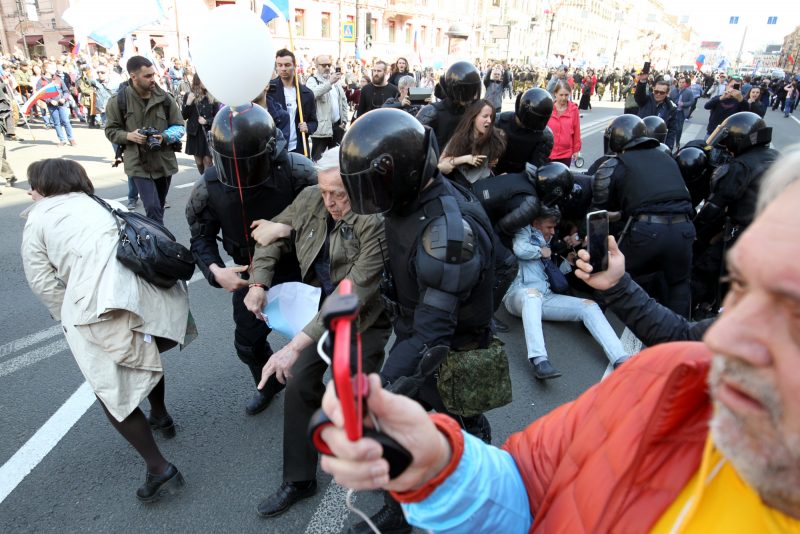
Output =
[
  {"x1": 243, "y1": 146, "x2": 391, "y2": 518},
  {"x1": 105, "y1": 56, "x2": 185, "y2": 224}
]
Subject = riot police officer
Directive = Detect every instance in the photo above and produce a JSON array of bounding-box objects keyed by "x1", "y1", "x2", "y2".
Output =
[
  {"x1": 675, "y1": 146, "x2": 712, "y2": 208},
  {"x1": 643, "y1": 115, "x2": 672, "y2": 155},
  {"x1": 493, "y1": 88, "x2": 555, "y2": 174},
  {"x1": 185, "y1": 103, "x2": 316, "y2": 414},
  {"x1": 692, "y1": 111, "x2": 779, "y2": 314},
  {"x1": 591, "y1": 114, "x2": 695, "y2": 317},
  {"x1": 416, "y1": 61, "x2": 482, "y2": 150},
  {"x1": 339, "y1": 108, "x2": 498, "y2": 533}
]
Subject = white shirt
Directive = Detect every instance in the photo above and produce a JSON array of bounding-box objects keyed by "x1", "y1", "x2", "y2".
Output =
[
  {"x1": 284, "y1": 86, "x2": 298, "y2": 151},
  {"x1": 331, "y1": 84, "x2": 341, "y2": 124}
]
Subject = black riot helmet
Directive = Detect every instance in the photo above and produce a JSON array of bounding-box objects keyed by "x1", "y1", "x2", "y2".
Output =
[
  {"x1": 706, "y1": 111, "x2": 772, "y2": 156},
  {"x1": 533, "y1": 162, "x2": 574, "y2": 206},
  {"x1": 675, "y1": 147, "x2": 709, "y2": 184},
  {"x1": 515, "y1": 88, "x2": 553, "y2": 131},
  {"x1": 603, "y1": 114, "x2": 650, "y2": 153},
  {"x1": 441, "y1": 61, "x2": 482, "y2": 108},
  {"x1": 642, "y1": 115, "x2": 668, "y2": 143},
  {"x1": 209, "y1": 103, "x2": 277, "y2": 188},
  {"x1": 339, "y1": 108, "x2": 438, "y2": 215}
]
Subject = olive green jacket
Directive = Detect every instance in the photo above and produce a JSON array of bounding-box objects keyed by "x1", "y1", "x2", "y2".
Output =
[
  {"x1": 104, "y1": 84, "x2": 183, "y2": 179},
  {"x1": 251, "y1": 185, "x2": 387, "y2": 341}
]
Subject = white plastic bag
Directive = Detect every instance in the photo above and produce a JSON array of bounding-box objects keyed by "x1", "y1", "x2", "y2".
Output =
[{"x1": 262, "y1": 282, "x2": 321, "y2": 339}]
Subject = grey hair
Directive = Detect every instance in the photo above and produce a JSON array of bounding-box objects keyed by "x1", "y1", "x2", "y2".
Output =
[
  {"x1": 398, "y1": 75, "x2": 416, "y2": 91},
  {"x1": 756, "y1": 144, "x2": 800, "y2": 215},
  {"x1": 315, "y1": 146, "x2": 340, "y2": 173}
]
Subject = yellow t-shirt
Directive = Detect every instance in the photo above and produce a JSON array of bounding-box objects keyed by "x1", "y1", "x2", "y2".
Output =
[{"x1": 651, "y1": 436, "x2": 800, "y2": 533}]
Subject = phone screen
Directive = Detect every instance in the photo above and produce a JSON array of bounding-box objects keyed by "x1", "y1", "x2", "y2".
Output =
[
  {"x1": 335, "y1": 67, "x2": 342, "y2": 73},
  {"x1": 642, "y1": 61, "x2": 651, "y2": 74},
  {"x1": 586, "y1": 210, "x2": 609, "y2": 272}
]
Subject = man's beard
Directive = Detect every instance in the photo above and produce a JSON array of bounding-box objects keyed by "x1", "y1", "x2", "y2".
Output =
[{"x1": 708, "y1": 355, "x2": 800, "y2": 513}]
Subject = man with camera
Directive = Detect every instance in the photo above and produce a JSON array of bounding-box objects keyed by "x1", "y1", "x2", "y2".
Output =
[
  {"x1": 306, "y1": 54, "x2": 348, "y2": 162},
  {"x1": 634, "y1": 73, "x2": 678, "y2": 150},
  {"x1": 105, "y1": 56, "x2": 185, "y2": 225},
  {"x1": 704, "y1": 76, "x2": 749, "y2": 136}
]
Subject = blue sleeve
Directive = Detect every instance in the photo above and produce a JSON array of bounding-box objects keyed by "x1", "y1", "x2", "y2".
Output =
[
  {"x1": 162, "y1": 124, "x2": 185, "y2": 144},
  {"x1": 402, "y1": 432, "x2": 532, "y2": 533},
  {"x1": 512, "y1": 226, "x2": 542, "y2": 261}
]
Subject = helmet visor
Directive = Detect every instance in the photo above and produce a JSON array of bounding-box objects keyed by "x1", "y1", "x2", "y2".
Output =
[
  {"x1": 340, "y1": 154, "x2": 395, "y2": 214},
  {"x1": 210, "y1": 140, "x2": 272, "y2": 189}
]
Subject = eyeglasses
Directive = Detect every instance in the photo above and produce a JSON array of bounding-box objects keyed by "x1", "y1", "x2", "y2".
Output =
[
  {"x1": 318, "y1": 63, "x2": 331, "y2": 68},
  {"x1": 653, "y1": 90, "x2": 667, "y2": 95}
]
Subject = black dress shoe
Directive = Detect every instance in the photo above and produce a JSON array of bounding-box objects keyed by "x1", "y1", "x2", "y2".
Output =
[
  {"x1": 136, "y1": 464, "x2": 185, "y2": 503},
  {"x1": 246, "y1": 389, "x2": 273, "y2": 416},
  {"x1": 257, "y1": 480, "x2": 317, "y2": 517},
  {"x1": 492, "y1": 315, "x2": 510, "y2": 333},
  {"x1": 148, "y1": 413, "x2": 176, "y2": 439},
  {"x1": 531, "y1": 359, "x2": 562, "y2": 380},
  {"x1": 346, "y1": 492, "x2": 411, "y2": 534}
]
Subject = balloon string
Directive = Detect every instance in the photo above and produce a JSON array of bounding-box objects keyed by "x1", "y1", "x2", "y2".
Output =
[{"x1": 229, "y1": 110, "x2": 253, "y2": 267}]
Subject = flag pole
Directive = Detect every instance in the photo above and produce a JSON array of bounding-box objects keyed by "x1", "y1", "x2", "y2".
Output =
[{"x1": 286, "y1": 20, "x2": 309, "y2": 157}]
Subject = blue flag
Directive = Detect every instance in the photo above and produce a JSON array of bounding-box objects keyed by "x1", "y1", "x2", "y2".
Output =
[{"x1": 261, "y1": 0, "x2": 289, "y2": 23}]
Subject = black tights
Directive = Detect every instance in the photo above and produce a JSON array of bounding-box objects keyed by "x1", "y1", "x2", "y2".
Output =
[{"x1": 98, "y1": 376, "x2": 170, "y2": 475}]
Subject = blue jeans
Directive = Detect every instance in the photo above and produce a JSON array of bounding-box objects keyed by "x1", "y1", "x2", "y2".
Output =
[
  {"x1": 127, "y1": 174, "x2": 139, "y2": 203},
  {"x1": 785, "y1": 97, "x2": 796, "y2": 117},
  {"x1": 130, "y1": 175, "x2": 171, "y2": 224},
  {"x1": 48, "y1": 105, "x2": 74, "y2": 142},
  {"x1": 503, "y1": 287, "x2": 628, "y2": 365}
]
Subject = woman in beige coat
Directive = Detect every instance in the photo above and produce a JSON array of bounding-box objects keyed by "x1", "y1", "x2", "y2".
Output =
[{"x1": 21, "y1": 159, "x2": 194, "y2": 503}]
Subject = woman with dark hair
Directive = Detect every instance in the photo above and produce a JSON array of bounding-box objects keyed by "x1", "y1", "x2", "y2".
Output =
[
  {"x1": 437, "y1": 99, "x2": 507, "y2": 186},
  {"x1": 21, "y1": 159, "x2": 195, "y2": 503},
  {"x1": 578, "y1": 74, "x2": 592, "y2": 111},
  {"x1": 388, "y1": 57, "x2": 410, "y2": 87},
  {"x1": 183, "y1": 73, "x2": 222, "y2": 175}
]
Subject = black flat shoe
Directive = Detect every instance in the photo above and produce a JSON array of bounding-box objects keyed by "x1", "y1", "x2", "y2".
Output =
[
  {"x1": 492, "y1": 315, "x2": 510, "y2": 333},
  {"x1": 148, "y1": 413, "x2": 176, "y2": 439},
  {"x1": 246, "y1": 389, "x2": 273, "y2": 416},
  {"x1": 532, "y1": 359, "x2": 562, "y2": 380},
  {"x1": 257, "y1": 480, "x2": 317, "y2": 517},
  {"x1": 136, "y1": 464, "x2": 185, "y2": 503}
]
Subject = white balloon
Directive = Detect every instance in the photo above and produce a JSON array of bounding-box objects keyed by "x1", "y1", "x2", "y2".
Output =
[{"x1": 190, "y1": 6, "x2": 275, "y2": 106}]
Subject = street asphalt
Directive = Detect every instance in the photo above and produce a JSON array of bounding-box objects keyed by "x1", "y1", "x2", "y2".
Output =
[{"x1": 1, "y1": 95, "x2": 798, "y2": 533}]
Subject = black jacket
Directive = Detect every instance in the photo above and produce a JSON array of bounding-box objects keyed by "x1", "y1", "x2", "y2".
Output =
[
  {"x1": 267, "y1": 77, "x2": 318, "y2": 143},
  {"x1": 600, "y1": 273, "x2": 713, "y2": 345},
  {"x1": 634, "y1": 81, "x2": 678, "y2": 149},
  {"x1": 704, "y1": 95, "x2": 749, "y2": 135}
]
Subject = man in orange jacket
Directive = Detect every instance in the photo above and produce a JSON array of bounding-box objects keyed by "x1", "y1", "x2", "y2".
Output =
[{"x1": 316, "y1": 148, "x2": 800, "y2": 532}]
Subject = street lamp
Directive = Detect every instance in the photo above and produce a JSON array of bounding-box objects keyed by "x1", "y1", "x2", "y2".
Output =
[
  {"x1": 611, "y1": 10, "x2": 623, "y2": 69},
  {"x1": 544, "y1": 9, "x2": 556, "y2": 65}
]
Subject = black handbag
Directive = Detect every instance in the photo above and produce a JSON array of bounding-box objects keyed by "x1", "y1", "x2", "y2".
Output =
[
  {"x1": 91, "y1": 195, "x2": 195, "y2": 288},
  {"x1": 542, "y1": 256, "x2": 570, "y2": 294}
]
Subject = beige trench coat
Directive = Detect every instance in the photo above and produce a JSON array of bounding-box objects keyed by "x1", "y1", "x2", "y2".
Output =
[{"x1": 21, "y1": 193, "x2": 194, "y2": 421}]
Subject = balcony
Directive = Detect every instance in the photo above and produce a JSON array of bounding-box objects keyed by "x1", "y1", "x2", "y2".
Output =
[{"x1": 385, "y1": 0, "x2": 417, "y2": 18}]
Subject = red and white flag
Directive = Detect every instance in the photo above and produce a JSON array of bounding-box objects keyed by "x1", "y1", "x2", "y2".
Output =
[{"x1": 21, "y1": 83, "x2": 60, "y2": 115}]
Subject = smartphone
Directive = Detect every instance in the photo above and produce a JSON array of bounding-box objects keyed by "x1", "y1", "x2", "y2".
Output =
[
  {"x1": 408, "y1": 87, "x2": 433, "y2": 103},
  {"x1": 586, "y1": 210, "x2": 609, "y2": 273},
  {"x1": 335, "y1": 67, "x2": 342, "y2": 73},
  {"x1": 642, "y1": 61, "x2": 651, "y2": 75},
  {"x1": 732, "y1": 83, "x2": 740, "y2": 90}
]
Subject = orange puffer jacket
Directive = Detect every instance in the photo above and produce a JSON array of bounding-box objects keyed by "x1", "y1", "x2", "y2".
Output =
[{"x1": 503, "y1": 341, "x2": 713, "y2": 532}]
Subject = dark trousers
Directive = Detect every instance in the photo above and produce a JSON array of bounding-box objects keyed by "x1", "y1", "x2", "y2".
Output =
[
  {"x1": 231, "y1": 286, "x2": 284, "y2": 397},
  {"x1": 620, "y1": 219, "x2": 695, "y2": 318},
  {"x1": 130, "y1": 175, "x2": 171, "y2": 224},
  {"x1": 310, "y1": 136, "x2": 335, "y2": 162},
  {"x1": 282, "y1": 322, "x2": 389, "y2": 482}
]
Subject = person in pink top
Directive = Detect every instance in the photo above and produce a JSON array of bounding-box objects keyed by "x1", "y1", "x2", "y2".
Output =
[{"x1": 547, "y1": 80, "x2": 581, "y2": 166}]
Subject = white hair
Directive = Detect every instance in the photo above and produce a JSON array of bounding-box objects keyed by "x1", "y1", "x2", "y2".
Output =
[
  {"x1": 756, "y1": 144, "x2": 800, "y2": 215},
  {"x1": 398, "y1": 75, "x2": 416, "y2": 90},
  {"x1": 315, "y1": 146, "x2": 340, "y2": 173}
]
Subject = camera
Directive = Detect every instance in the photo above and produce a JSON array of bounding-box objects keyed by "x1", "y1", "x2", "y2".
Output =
[{"x1": 138, "y1": 127, "x2": 162, "y2": 151}]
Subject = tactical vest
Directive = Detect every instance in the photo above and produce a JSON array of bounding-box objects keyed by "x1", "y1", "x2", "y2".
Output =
[
  {"x1": 494, "y1": 112, "x2": 553, "y2": 174},
  {"x1": 619, "y1": 148, "x2": 690, "y2": 214},
  {"x1": 384, "y1": 179, "x2": 495, "y2": 347},
  {"x1": 471, "y1": 172, "x2": 536, "y2": 223},
  {"x1": 204, "y1": 164, "x2": 300, "y2": 280},
  {"x1": 727, "y1": 146, "x2": 779, "y2": 227}
]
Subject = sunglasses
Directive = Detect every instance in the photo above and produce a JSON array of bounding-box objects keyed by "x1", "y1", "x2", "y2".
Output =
[
  {"x1": 318, "y1": 63, "x2": 331, "y2": 68},
  {"x1": 653, "y1": 90, "x2": 667, "y2": 95}
]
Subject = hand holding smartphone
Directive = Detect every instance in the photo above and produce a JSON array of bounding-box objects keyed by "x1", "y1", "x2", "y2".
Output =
[{"x1": 586, "y1": 210, "x2": 609, "y2": 272}]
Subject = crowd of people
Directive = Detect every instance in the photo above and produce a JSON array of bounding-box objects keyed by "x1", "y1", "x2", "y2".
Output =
[{"x1": 14, "y1": 44, "x2": 800, "y2": 533}]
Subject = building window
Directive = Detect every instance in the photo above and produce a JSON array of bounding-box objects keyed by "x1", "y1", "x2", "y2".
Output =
[
  {"x1": 295, "y1": 9, "x2": 305, "y2": 37},
  {"x1": 420, "y1": 25, "x2": 427, "y2": 45},
  {"x1": 321, "y1": 12, "x2": 331, "y2": 38},
  {"x1": 405, "y1": 23, "x2": 412, "y2": 44},
  {"x1": 388, "y1": 20, "x2": 396, "y2": 43},
  {"x1": 436, "y1": 28, "x2": 442, "y2": 47},
  {"x1": 371, "y1": 17, "x2": 379, "y2": 38}
]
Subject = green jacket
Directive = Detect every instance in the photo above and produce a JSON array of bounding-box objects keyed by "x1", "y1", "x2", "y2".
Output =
[
  {"x1": 251, "y1": 185, "x2": 387, "y2": 341},
  {"x1": 104, "y1": 84, "x2": 183, "y2": 179}
]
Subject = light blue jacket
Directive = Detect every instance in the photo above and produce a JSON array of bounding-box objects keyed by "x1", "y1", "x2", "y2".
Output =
[
  {"x1": 507, "y1": 225, "x2": 550, "y2": 295},
  {"x1": 402, "y1": 431, "x2": 532, "y2": 533}
]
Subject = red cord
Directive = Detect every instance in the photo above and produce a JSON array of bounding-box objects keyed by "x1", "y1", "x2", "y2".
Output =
[{"x1": 229, "y1": 107, "x2": 253, "y2": 266}]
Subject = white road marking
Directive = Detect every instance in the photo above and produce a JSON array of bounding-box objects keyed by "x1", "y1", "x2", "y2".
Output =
[
  {"x1": 0, "y1": 339, "x2": 69, "y2": 378},
  {"x1": 0, "y1": 325, "x2": 61, "y2": 359},
  {"x1": 791, "y1": 115, "x2": 800, "y2": 127},
  {"x1": 175, "y1": 182, "x2": 195, "y2": 189},
  {"x1": 0, "y1": 382, "x2": 95, "y2": 504},
  {"x1": 304, "y1": 483, "x2": 355, "y2": 534}
]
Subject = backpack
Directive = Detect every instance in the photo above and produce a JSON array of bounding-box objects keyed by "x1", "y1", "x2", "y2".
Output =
[{"x1": 112, "y1": 81, "x2": 181, "y2": 166}]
